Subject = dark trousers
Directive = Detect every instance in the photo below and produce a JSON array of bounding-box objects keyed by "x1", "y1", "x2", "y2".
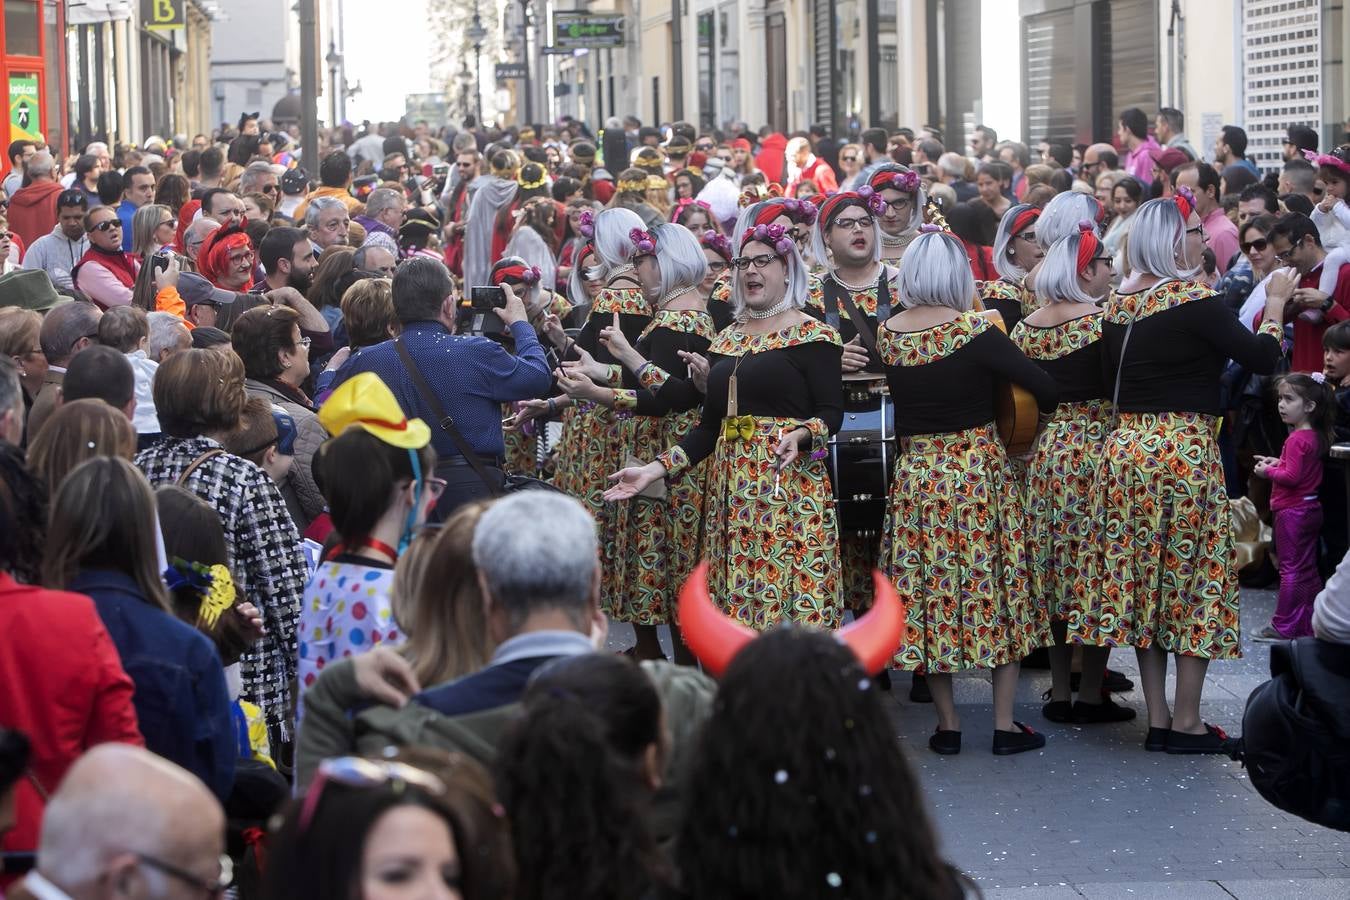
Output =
[{"x1": 430, "y1": 458, "x2": 503, "y2": 523}]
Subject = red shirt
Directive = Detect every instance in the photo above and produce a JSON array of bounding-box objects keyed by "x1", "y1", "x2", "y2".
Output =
[
  {"x1": 1285, "y1": 263, "x2": 1350, "y2": 373},
  {"x1": 0, "y1": 573, "x2": 142, "y2": 865}
]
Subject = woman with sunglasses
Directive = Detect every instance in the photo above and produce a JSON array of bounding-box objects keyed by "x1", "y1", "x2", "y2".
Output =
[
  {"x1": 1079, "y1": 188, "x2": 1290, "y2": 754},
  {"x1": 298, "y1": 373, "x2": 441, "y2": 715},
  {"x1": 981, "y1": 204, "x2": 1043, "y2": 331},
  {"x1": 606, "y1": 218, "x2": 845, "y2": 630},
  {"x1": 876, "y1": 229, "x2": 1057, "y2": 756},
  {"x1": 1012, "y1": 222, "x2": 1132, "y2": 728},
  {"x1": 265, "y1": 749, "x2": 514, "y2": 900},
  {"x1": 858, "y1": 164, "x2": 926, "y2": 264},
  {"x1": 1216, "y1": 215, "x2": 1279, "y2": 313},
  {"x1": 837, "y1": 142, "x2": 865, "y2": 190},
  {"x1": 72, "y1": 205, "x2": 140, "y2": 309}
]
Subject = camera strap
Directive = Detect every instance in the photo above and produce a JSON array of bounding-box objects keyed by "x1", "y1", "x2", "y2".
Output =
[{"x1": 394, "y1": 338, "x2": 503, "y2": 496}]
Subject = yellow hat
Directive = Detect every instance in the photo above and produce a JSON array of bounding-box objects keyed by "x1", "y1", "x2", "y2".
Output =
[{"x1": 319, "y1": 373, "x2": 432, "y2": 450}]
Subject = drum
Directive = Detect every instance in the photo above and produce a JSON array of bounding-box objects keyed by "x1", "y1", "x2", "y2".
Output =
[{"x1": 828, "y1": 378, "x2": 895, "y2": 533}]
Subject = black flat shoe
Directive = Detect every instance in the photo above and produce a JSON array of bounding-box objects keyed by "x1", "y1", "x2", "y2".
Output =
[
  {"x1": 928, "y1": 728, "x2": 961, "y2": 755},
  {"x1": 1165, "y1": 724, "x2": 1236, "y2": 755},
  {"x1": 875, "y1": 668, "x2": 892, "y2": 692},
  {"x1": 909, "y1": 673, "x2": 933, "y2": 703},
  {"x1": 1042, "y1": 700, "x2": 1074, "y2": 723},
  {"x1": 1072, "y1": 696, "x2": 1137, "y2": 724},
  {"x1": 1069, "y1": 668, "x2": 1135, "y2": 694},
  {"x1": 993, "y1": 722, "x2": 1045, "y2": 755},
  {"x1": 1144, "y1": 727, "x2": 1168, "y2": 752}
]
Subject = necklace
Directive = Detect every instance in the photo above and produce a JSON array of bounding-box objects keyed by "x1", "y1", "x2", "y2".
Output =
[
  {"x1": 747, "y1": 297, "x2": 794, "y2": 319},
  {"x1": 881, "y1": 232, "x2": 909, "y2": 247},
  {"x1": 658, "y1": 286, "x2": 695, "y2": 308},
  {"x1": 830, "y1": 264, "x2": 881, "y2": 292},
  {"x1": 608, "y1": 263, "x2": 636, "y2": 280}
]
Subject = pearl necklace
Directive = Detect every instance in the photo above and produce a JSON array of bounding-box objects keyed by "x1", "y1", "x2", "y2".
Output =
[
  {"x1": 881, "y1": 232, "x2": 909, "y2": 247},
  {"x1": 658, "y1": 286, "x2": 696, "y2": 308},
  {"x1": 830, "y1": 264, "x2": 882, "y2": 292},
  {"x1": 747, "y1": 297, "x2": 794, "y2": 319},
  {"x1": 608, "y1": 263, "x2": 636, "y2": 280}
]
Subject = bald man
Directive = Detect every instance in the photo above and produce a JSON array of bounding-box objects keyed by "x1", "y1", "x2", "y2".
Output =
[
  {"x1": 182, "y1": 218, "x2": 219, "y2": 265},
  {"x1": 1080, "y1": 142, "x2": 1119, "y2": 187},
  {"x1": 12, "y1": 745, "x2": 226, "y2": 900}
]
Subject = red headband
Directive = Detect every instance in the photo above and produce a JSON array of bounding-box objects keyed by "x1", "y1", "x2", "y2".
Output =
[
  {"x1": 1173, "y1": 185, "x2": 1196, "y2": 223},
  {"x1": 1008, "y1": 207, "x2": 1040, "y2": 239},
  {"x1": 678, "y1": 562, "x2": 905, "y2": 677},
  {"x1": 817, "y1": 191, "x2": 879, "y2": 231},
  {"x1": 491, "y1": 264, "x2": 540, "y2": 286},
  {"x1": 1074, "y1": 221, "x2": 1102, "y2": 274}
]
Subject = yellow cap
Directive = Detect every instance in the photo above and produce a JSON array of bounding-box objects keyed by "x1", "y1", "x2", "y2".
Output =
[{"x1": 318, "y1": 372, "x2": 432, "y2": 450}]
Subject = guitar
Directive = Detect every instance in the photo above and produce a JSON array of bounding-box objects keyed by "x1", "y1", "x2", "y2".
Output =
[{"x1": 973, "y1": 307, "x2": 1041, "y2": 456}]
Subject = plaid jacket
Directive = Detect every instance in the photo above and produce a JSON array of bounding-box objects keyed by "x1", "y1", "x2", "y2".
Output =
[{"x1": 136, "y1": 437, "x2": 306, "y2": 739}]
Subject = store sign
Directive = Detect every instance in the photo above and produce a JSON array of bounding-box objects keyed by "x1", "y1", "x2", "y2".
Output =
[
  {"x1": 553, "y1": 12, "x2": 625, "y2": 49},
  {"x1": 8, "y1": 74, "x2": 40, "y2": 143},
  {"x1": 495, "y1": 63, "x2": 528, "y2": 81},
  {"x1": 141, "y1": 0, "x2": 184, "y2": 31}
]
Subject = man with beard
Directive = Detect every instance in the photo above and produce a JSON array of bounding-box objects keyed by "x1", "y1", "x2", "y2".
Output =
[{"x1": 257, "y1": 227, "x2": 319, "y2": 295}]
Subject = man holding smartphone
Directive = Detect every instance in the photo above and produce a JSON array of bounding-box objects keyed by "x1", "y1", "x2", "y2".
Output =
[{"x1": 331, "y1": 257, "x2": 552, "y2": 518}]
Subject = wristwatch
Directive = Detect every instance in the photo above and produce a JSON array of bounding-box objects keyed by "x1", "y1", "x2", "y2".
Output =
[{"x1": 1323, "y1": 295, "x2": 1335, "y2": 313}]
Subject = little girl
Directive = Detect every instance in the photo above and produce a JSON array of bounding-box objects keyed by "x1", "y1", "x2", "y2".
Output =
[
  {"x1": 1310, "y1": 146, "x2": 1350, "y2": 296},
  {"x1": 1253, "y1": 372, "x2": 1337, "y2": 639}
]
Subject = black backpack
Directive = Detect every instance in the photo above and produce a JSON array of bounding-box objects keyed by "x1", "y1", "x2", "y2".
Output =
[{"x1": 1237, "y1": 638, "x2": 1350, "y2": 832}]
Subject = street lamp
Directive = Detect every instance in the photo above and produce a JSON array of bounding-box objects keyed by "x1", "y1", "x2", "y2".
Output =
[
  {"x1": 325, "y1": 41, "x2": 342, "y2": 125},
  {"x1": 518, "y1": 0, "x2": 532, "y2": 125},
  {"x1": 466, "y1": 12, "x2": 488, "y2": 124}
]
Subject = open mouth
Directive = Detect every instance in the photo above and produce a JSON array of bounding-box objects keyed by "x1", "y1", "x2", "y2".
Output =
[{"x1": 851, "y1": 236, "x2": 866, "y2": 250}]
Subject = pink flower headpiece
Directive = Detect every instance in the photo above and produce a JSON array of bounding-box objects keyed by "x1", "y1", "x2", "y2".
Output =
[
  {"x1": 867, "y1": 169, "x2": 921, "y2": 195},
  {"x1": 740, "y1": 222, "x2": 795, "y2": 257},
  {"x1": 629, "y1": 227, "x2": 656, "y2": 255},
  {"x1": 779, "y1": 197, "x2": 818, "y2": 225},
  {"x1": 1305, "y1": 148, "x2": 1350, "y2": 178},
  {"x1": 577, "y1": 209, "x2": 595, "y2": 239},
  {"x1": 671, "y1": 198, "x2": 712, "y2": 223},
  {"x1": 701, "y1": 229, "x2": 732, "y2": 261},
  {"x1": 827, "y1": 189, "x2": 885, "y2": 222},
  {"x1": 1173, "y1": 185, "x2": 1197, "y2": 222}
]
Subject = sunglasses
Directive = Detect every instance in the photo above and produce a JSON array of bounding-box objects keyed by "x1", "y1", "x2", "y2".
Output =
[
  {"x1": 158, "y1": 219, "x2": 177, "y2": 229},
  {"x1": 1241, "y1": 237, "x2": 1270, "y2": 253},
  {"x1": 91, "y1": 219, "x2": 121, "y2": 232},
  {"x1": 262, "y1": 184, "x2": 279, "y2": 194},
  {"x1": 841, "y1": 155, "x2": 858, "y2": 163},
  {"x1": 730, "y1": 254, "x2": 782, "y2": 270},
  {"x1": 135, "y1": 852, "x2": 233, "y2": 897},
  {"x1": 299, "y1": 757, "x2": 446, "y2": 836}
]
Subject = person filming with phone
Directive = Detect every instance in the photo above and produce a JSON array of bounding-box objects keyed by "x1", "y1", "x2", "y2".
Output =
[{"x1": 331, "y1": 256, "x2": 552, "y2": 518}]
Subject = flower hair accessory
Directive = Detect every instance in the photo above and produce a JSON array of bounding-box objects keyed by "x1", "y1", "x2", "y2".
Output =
[
  {"x1": 780, "y1": 198, "x2": 818, "y2": 225},
  {"x1": 1304, "y1": 148, "x2": 1350, "y2": 177},
  {"x1": 741, "y1": 222, "x2": 795, "y2": 257},
  {"x1": 577, "y1": 209, "x2": 595, "y2": 239},
  {"x1": 1074, "y1": 221, "x2": 1103, "y2": 274},
  {"x1": 164, "y1": 558, "x2": 237, "y2": 629},
  {"x1": 671, "y1": 198, "x2": 712, "y2": 223},
  {"x1": 629, "y1": 227, "x2": 656, "y2": 254},
  {"x1": 517, "y1": 168, "x2": 548, "y2": 191},
  {"x1": 872, "y1": 170, "x2": 921, "y2": 194},
  {"x1": 918, "y1": 223, "x2": 944, "y2": 234},
  {"x1": 1173, "y1": 185, "x2": 1197, "y2": 222},
  {"x1": 1311, "y1": 371, "x2": 1328, "y2": 385},
  {"x1": 702, "y1": 230, "x2": 733, "y2": 260}
]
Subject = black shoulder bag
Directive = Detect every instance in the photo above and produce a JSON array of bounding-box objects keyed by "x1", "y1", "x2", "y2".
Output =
[{"x1": 393, "y1": 338, "x2": 559, "y2": 496}]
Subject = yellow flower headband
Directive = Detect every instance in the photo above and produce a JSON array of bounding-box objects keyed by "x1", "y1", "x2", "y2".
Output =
[
  {"x1": 618, "y1": 178, "x2": 648, "y2": 194},
  {"x1": 518, "y1": 170, "x2": 548, "y2": 191}
]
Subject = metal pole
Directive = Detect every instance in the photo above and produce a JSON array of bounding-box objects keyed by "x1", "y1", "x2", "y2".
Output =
[
  {"x1": 521, "y1": 0, "x2": 532, "y2": 125},
  {"x1": 474, "y1": 44, "x2": 483, "y2": 123},
  {"x1": 299, "y1": 0, "x2": 320, "y2": 174},
  {"x1": 671, "y1": 0, "x2": 683, "y2": 120}
]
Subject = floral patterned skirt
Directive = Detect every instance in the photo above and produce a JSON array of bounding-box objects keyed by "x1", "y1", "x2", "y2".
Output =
[
  {"x1": 1025, "y1": 400, "x2": 1111, "y2": 621},
  {"x1": 552, "y1": 403, "x2": 606, "y2": 515},
  {"x1": 1073, "y1": 412, "x2": 1240, "y2": 659},
  {"x1": 607, "y1": 409, "x2": 706, "y2": 625},
  {"x1": 503, "y1": 402, "x2": 538, "y2": 476},
  {"x1": 700, "y1": 416, "x2": 841, "y2": 629},
  {"x1": 881, "y1": 423, "x2": 1047, "y2": 673}
]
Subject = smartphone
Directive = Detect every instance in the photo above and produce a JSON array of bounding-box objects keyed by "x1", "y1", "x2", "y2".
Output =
[
  {"x1": 470, "y1": 286, "x2": 506, "y2": 311},
  {"x1": 151, "y1": 248, "x2": 172, "y2": 275},
  {"x1": 433, "y1": 163, "x2": 450, "y2": 178}
]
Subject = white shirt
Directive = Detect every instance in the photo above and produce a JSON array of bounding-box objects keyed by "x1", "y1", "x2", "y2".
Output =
[
  {"x1": 21, "y1": 871, "x2": 75, "y2": 900},
  {"x1": 126, "y1": 348, "x2": 160, "y2": 434}
]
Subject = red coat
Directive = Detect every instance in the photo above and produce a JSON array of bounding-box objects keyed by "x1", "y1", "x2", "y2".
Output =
[
  {"x1": 0, "y1": 573, "x2": 143, "y2": 865},
  {"x1": 798, "y1": 157, "x2": 839, "y2": 195},
  {"x1": 7, "y1": 181, "x2": 64, "y2": 251}
]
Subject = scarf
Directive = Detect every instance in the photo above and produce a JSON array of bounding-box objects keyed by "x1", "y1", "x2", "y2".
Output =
[
  {"x1": 463, "y1": 175, "x2": 519, "y2": 289},
  {"x1": 75, "y1": 244, "x2": 138, "y2": 288},
  {"x1": 262, "y1": 377, "x2": 313, "y2": 411}
]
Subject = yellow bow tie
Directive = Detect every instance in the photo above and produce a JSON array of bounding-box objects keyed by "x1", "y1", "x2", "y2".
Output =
[{"x1": 722, "y1": 415, "x2": 756, "y2": 441}]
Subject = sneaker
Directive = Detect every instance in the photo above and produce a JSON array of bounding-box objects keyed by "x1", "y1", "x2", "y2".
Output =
[
  {"x1": 1144, "y1": 726, "x2": 1168, "y2": 752},
  {"x1": 909, "y1": 673, "x2": 933, "y2": 703},
  {"x1": 993, "y1": 722, "x2": 1046, "y2": 755},
  {"x1": 1071, "y1": 695, "x2": 1137, "y2": 724},
  {"x1": 928, "y1": 728, "x2": 961, "y2": 755},
  {"x1": 1251, "y1": 624, "x2": 1286, "y2": 643},
  {"x1": 1165, "y1": 724, "x2": 1237, "y2": 755},
  {"x1": 1042, "y1": 700, "x2": 1074, "y2": 723}
]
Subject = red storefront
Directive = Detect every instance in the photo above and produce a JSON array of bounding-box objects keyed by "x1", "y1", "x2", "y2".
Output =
[{"x1": 0, "y1": 0, "x2": 68, "y2": 178}]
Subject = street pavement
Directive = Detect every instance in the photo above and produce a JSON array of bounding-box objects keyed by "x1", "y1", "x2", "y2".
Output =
[{"x1": 611, "y1": 585, "x2": 1350, "y2": 898}]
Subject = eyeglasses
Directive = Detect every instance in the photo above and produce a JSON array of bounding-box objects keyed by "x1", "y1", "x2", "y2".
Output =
[
  {"x1": 1186, "y1": 224, "x2": 1208, "y2": 241},
  {"x1": 299, "y1": 756, "x2": 447, "y2": 835},
  {"x1": 295, "y1": 336, "x2": 312, "y2": 349},
  {"x1": 91, "y1": 219, "x2": 121, "y2": 232},
  {"x1": 707, "y1": 260, "x2": 729, "y2": 273},
  {"x1": 228, "y1": 250, "x2": 255, "y2": 265},
  {"x1": 135, "y1": 852, "x2": 233, "y2": 897},
  {"x1": 789, "y1": 226, "x2": 809, "y2": 242},
  {"x1": 879, "y1": 197, "x2": 911, "y2": 213},
  {"x1": 832, "y1": 215, "x2": 874, "y2": 231},
  {"x1": 1241, "y1": 237, "x2": 1270, "y2": 254},
  {"x1": 1017, "y1": 231, "x2": 1037, "y2": 244},
  {"x1": 1090, "y1": 255, "x2": 1114, "y2": 267},
  {"x1": 730, "y1": 254, "x2": 781, "y2": 270}
]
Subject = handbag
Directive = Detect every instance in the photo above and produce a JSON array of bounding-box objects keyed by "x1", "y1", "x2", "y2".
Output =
[{"x1": 392, "y1": 338, "x2": 559, "y2": 496}]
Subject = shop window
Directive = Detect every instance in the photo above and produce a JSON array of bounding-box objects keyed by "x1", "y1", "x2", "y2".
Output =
[{"x1": 5, "y1": 0, "x2": 39, "y2": 56}]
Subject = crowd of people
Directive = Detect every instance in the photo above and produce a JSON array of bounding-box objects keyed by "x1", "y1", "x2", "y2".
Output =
[{"x1": 1, "y1": 103, "x2": 1350, "y2": 897}]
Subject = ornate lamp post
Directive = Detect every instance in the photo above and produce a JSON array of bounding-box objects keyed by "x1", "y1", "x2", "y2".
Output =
[{"x1": 466, "y1": 13, "x2": 488, "y2": 124}]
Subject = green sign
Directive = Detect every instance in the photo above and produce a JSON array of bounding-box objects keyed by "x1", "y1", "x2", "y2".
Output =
[
  {"x1": 8, "y1": 74, "x2": 39, "y2": 143},
  {"x1": 553, "y1": 12, "x2": 625, "y2": 49}
]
